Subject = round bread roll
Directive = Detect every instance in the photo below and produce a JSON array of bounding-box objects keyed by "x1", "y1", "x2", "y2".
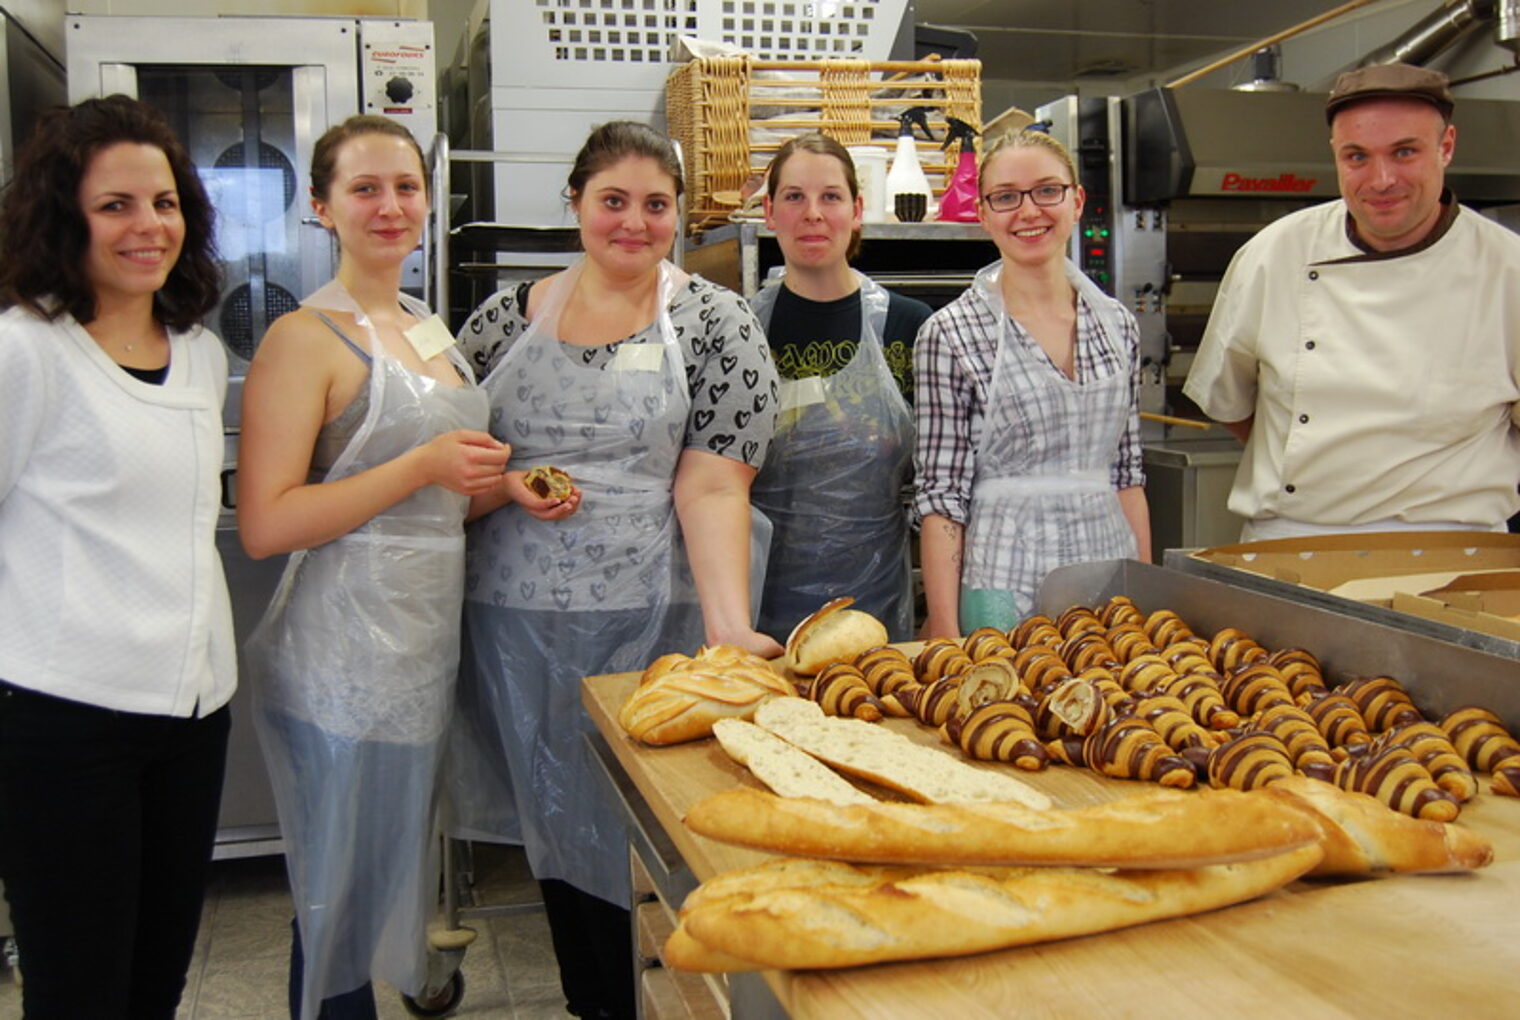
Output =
[{"x1": 786, "y1": 597, "x2": 890, "y2": 677}]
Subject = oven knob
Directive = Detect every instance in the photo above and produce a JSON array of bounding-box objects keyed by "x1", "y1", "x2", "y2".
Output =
[{"x1": 385, "y1": 77, "x2": 414, "y2": 104}]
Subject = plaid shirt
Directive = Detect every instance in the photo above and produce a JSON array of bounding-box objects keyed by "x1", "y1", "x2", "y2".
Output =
[{"x1": 912, "y1": 285, "x2": 1145, "y2": 527}]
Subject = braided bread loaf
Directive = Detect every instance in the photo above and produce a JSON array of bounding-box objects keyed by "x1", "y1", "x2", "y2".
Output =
[{"x1": 619, "y1": 645, "x2": 794, "y2": 744}]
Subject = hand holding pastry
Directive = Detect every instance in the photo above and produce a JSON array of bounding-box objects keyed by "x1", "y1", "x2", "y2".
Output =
[{"x1": 502, "y1": 467, "x2": 581, "y2": 520}]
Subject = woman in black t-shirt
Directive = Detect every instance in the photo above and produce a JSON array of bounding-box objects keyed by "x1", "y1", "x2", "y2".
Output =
[{"x1": 750, "y1": 133, "x2": 931, "y2": 642}]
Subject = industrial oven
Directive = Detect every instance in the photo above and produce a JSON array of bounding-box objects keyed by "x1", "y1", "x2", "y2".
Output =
[{"x1": 67, "y1": 15, "x2": 438, "y2": 857}]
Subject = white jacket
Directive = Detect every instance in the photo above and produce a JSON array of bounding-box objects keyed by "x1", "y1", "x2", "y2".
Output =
[
  {"x1": 1185, "y1": 200, "x2": 1520, "y2": 528},
  {"x1": 0, "y1": 305, "x2": 235, "y2": 716}
]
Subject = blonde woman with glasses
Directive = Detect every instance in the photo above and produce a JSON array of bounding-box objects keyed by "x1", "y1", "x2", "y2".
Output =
[{"x1": 913, "y1": 128, "x2": 1150, "y2": 638}]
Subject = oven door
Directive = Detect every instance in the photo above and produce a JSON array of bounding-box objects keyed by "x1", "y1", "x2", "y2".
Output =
[{"x1": 67, "y1": 15, "x2": 360, "y2": 428}]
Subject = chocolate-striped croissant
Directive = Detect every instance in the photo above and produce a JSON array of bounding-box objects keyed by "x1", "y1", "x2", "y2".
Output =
[
  {"x1": 1040, "y1": 676, "x2": 1119, "y2": 738},
  {"x1": 1377, "y1": 722, "x2": 1477, "y2": 801},
  {"x1": 1117, "y1": 653, "x2": 1174, "y2": 695},
  {"x1": 1303, "y1": 691, "x2": 1373, "y2": 751},
  {"x1": 1144, "y1": 609, "x2": 1196, "y2": 647},
  {"x1": 914, "y1": 639, "x2": 973, "y2": 685},
  {"x1": 1339, "y1": 676, "x2": 1424, "y2": 732},
  {"x1": 1015, "y1": 648, "x2": 1076, "y2": 697},
  {"x1": 1208, "y1": 627, "x2": 1268, "y2": 673},
  {"x1": 1097, "y1": 594, "x2": 1145, "y2": 629},
  {"x1": 1251, "y1": 703, "x2": 1335, "y2": 777},
  {"x1": 1106, "y1": 623, "x2": 1159, "y2": 663},
  {"x1": 854, "y1": 646, "x2": 916, "y2": 715},
  {"x1": 1439, "y1": 706, "x2": 1520, "y2": 772},
  {"x1": 1083, "y1": 717, "x2": 1196, "y2": 788},
  {"x1": 1154, "y1": 672, "x2": 1239, "y2": 731},
  {"x1": 1060, "y1": 631, "x2": 1120, "y2": 672},
  {"x1": 805, "y1": 664, "x2": 883, "y2": 721},
  {"x1": 953, "y1": 659, "x2": 1023, "y2": 718},
  {"x1": 1221, "y1": 662, "x2": 1295, "y2": 717},
  {"x1": 1269, "y1": 647, "x2": 1328, "y2": 701},
  {"x1": 962, "y1": 626, "x2": 1015, "y2": 662},
  {"x1": 1055, "y1": 605, "x2": 1104, "y2": 639},
  {"x1": 1207, "y1": 731, "x2": 1294, "y2": 791},
  {"x1": 1010, "y1": 614, "x2": 1062, "y2": 650},
  {"x1": 1162, "y1": 641, "x2": 1215, "y2": 677},
  {"x1": 944, "y1": 699, "x2": 1049, "y2": 771},
  {"x1": 1493, "y1": 766, "x2": 1520, "y2": 798},
  {"x1": 1332, "y1": 745, "x2": 1459, "y2": 821},
  {"x1": 895, "y1": 678, "x2": 961, "y2": 728},
  {"x1": 1132, "y1": 694, "x2": 1218, "y2": 753}
]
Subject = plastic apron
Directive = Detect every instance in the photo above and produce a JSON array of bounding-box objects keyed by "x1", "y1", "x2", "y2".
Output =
[
  {"x1": 247, "y1": 281, "x2": 487, "y2": 1020},
  {"x1": 749, "y1": 271, "x2": 915, "y2": 641},
  {"x1": 457, "y1": 257, "x2": 703, "y2": 906},
  {"x1": 959, "y1": 260, "x2": 1137, "y2": 631}
]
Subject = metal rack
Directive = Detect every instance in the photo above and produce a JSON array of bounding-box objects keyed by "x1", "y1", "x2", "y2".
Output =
[{"x1": 683, "y1": 219, "x2": 995, "y2": 301}]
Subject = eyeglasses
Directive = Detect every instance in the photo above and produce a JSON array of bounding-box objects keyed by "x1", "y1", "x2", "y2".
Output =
[{"x1": 980, "y1": 183, "x2": 1073, "y2": 212}]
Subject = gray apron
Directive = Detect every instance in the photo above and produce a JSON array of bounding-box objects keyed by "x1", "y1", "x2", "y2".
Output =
[
  {"x1": 959, "y1": 260, "x2": 1137, "y2": 630},
  {"x1": 749, "y1": 271, "x2": 915, "y2": 641},
  {"x1": 458, "y1": 257, "x2": 698, "y2": 906},
  {"x1": 248, "y1": 281, "x2": 487, "y2": 1019}
]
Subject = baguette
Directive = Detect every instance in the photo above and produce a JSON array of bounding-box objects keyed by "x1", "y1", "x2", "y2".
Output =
[
  {"x1": 683, "y1": 785, "x2": 1322, "y2": 868},
  {"x1": 752, "y1": 697, "x2": 1052, "y2": 810},
  {"x1": 669, "y1": 844, "x2": 1323, "y2": 971},
  {"x1": 1257, "y1": 774, "x2": 1493, "y2": 875},
  {"x1": 709, "y1": 719, "x2": 875, "y2": 805}
]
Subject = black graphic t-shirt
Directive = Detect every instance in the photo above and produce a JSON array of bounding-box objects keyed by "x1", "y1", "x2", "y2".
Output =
[
  {"x1": 458, "y1": 275, "x2": 780, "y2": 468},
  {"x1": 763, "y1": 284, "x2": 932, "y2": 403}
]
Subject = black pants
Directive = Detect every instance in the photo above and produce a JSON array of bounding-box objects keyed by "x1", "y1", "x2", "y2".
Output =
[
  {"x1": 538, "y1": 879, "x2": 635, "y2": 1020},
  {"x1": 0, "y1": 680, "x2": 230, "y2": 1020}
]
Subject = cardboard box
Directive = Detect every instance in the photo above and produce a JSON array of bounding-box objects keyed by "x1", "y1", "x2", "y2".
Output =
[
  {"x1": 1186, "y1": 532, "x2": 1520, "y2": 606},
  {"x1": 1391, "y1": 570, "x2": 1520, "y2": 643}
]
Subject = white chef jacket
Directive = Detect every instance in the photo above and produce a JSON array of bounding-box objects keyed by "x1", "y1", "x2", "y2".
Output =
[
  {"x1": 1184, "y1": 198, "x2": 1520, "y2": 530},
  {"x1": 0, "y1": 305, "x2": 235, "y2": 717}
]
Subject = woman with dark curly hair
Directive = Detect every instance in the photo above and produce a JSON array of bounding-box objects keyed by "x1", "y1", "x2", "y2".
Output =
[{"x1": 0, "y1": 94, "x2": 232, "y2": 1019}]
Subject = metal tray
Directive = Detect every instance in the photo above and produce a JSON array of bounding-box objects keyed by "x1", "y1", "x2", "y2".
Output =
[
  {"x1": 1039, "y1": 560, "x2": 1520, "y2": 732},
  {"x1": 1163, "y1": 547, "x2": 1520, "y2": 662}
]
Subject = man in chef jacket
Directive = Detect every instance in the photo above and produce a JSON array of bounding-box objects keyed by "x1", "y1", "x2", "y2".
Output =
[{"x1": 1184, "y1": 62, "x2": 1520, "y2": 541}]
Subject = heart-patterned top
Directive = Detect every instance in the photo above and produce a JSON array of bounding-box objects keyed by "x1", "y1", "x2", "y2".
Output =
[{"x1": 459, "y1": 274, "x2": 781, "y2": 469}]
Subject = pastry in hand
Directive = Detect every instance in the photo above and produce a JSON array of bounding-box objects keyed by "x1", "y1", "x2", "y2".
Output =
[{"x1": 523, "y1": 464, "x2": 574, "y2": 500}]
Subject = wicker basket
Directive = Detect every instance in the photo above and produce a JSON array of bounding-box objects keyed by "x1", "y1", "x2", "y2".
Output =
[{"x1": 666, "y1": 56, "x2": 982, "y2": 230}]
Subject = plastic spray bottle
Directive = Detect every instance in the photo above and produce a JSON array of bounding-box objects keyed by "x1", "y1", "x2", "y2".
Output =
[
  {"x1": 936, "y1": 117, "x2": 981, "y2": 222},
  {"x1": 885, "y1": 106, "x2": 935, "y2": 222}
]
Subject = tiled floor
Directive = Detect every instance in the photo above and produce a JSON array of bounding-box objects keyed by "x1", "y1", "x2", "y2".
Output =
[{"x1": 0, "y1": 843, "x2": 566, "y2": 1019}]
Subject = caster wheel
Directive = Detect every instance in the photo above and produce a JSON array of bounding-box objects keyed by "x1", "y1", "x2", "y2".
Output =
[{"x1": 401, "y1": 970, "x2": 464, "y2": 1018}]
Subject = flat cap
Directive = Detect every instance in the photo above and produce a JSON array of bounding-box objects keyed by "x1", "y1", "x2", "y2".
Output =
[{"x1": 1326, "y1": 63, "x2": 1454, "y2": 123}]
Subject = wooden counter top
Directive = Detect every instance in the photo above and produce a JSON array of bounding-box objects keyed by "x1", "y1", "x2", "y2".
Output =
[{"x1": 584, "y1": 672, "x2": 1520, "y2": 1019}]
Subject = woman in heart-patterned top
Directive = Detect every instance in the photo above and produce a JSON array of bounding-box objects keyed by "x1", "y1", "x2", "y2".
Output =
[{"x1": 450, "y1": 120, "x2": 780, "y2": 1020}]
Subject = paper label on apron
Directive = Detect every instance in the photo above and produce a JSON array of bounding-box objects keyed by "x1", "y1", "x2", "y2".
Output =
[
  {"x1": 779, "y1": 374, "x2": 827, "y2": 412},
  {"x1": 611, "y1": 342, "x2": 666, "y2": 372},
  {"x1": 403, "y1": 315, "x2": 457, "y2": 361}
]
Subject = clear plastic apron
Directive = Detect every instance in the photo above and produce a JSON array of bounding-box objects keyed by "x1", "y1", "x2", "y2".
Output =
[
  {"x1": 247, "y1": 280, "x2": 487, "y2": 1019},
  {"x1": 959, "y1": 260, "x2": 1136, "y2": 630},
  {"x1": 749, "y1": 271, "x2": 915, "y2": 641},
  {"x1": 456, "y1": 258, "x2": 701, "y2": 905}
]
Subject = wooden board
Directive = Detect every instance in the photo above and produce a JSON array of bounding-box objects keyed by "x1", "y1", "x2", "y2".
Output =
[{"x1": 585, "y1": 672, "x2": 1520, "y2": 1020}]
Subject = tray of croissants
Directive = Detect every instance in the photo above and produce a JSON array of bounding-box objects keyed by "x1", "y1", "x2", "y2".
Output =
[{"x1": 609, "y1": 594, "x2": 1519, "y2": 976}]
